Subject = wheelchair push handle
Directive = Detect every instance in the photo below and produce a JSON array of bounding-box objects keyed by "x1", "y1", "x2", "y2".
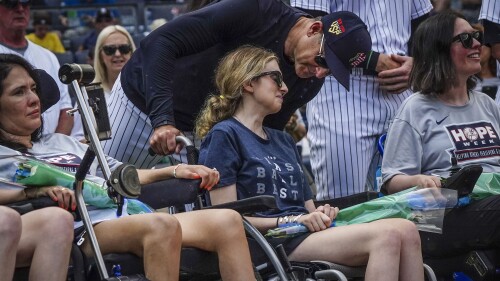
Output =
[
  {"x1": 58, "y1": 63, "x2": 95, "y2": 85},
  {"x1": 148, "y1": 135, "x2": 199, "y2": 165}
]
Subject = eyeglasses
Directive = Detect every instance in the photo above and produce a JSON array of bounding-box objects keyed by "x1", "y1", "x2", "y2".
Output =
[
  {"x1": 452, "y1": 31, "x2": 483, "y2": 49},
  {"x1": 101, "y1": 44, "x2": 132, "y2": 56},
  {"x1": 252, "y1": 71, "x2": 283, "y2": 88},
  {"x1": 314, "y1": 34, "x2": 329, "y2": 69},
  {"x1": 0, "y1": 0, "x2": 30, "y2": 9}
]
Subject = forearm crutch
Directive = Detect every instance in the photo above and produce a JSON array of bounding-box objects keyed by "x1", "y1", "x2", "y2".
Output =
[{"x1": 59, "y1": 64, "x2": 144, "y2": 281}]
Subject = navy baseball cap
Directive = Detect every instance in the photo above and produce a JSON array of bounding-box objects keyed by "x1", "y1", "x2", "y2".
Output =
[{"x1": 321, "y1": 11, "x2": 372, "y2": 90}]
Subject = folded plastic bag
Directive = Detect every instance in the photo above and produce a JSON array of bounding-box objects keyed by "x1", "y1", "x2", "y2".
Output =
[
  {"x1": 14, "y1": 158, "x2": 152, "y2": 215},
  {"x1": 470, "y1": 172, "x2": 500, "y2": 200},
  {"x1": 266, "y1": 187, "x2": 457, "y2": 238}
]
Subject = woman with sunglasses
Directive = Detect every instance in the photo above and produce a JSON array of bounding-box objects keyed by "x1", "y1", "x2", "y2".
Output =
[
  {"x1": 94, "y1": 25, "x2": 135, "y2": 95},
  {"x1": 71, "y1": 25, "x2": 136, "y2": 141},
  {"x1": 196, "y1": 45, "x2": 426, "y2": 281},
  {"x1": 382, "y1": 11, "x2": 500, "y2": 261}
]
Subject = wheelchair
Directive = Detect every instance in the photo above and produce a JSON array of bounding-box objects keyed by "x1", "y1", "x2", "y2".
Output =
[
  {"x1": 12, "y1": 65, "x2": 436, "y2": 281},
  {"x1": 66, "y1": 63, "x2": 437, "y2": 281}
]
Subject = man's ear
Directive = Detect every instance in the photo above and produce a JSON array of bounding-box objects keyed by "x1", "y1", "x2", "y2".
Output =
[{"x1": 308, "y1": 20, "x2": 323, "y2": 37}]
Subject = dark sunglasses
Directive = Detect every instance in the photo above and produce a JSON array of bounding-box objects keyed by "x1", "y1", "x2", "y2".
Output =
[
  {"x1": 0, "y1": 0, "x2": 30, "y2": 9},
  {"x1": 101, "y1": 44, "x2": 132, "y2": 56},
  {"x1": 252, "y1": 71, "x2": 283, "y2": 88},
  {"x1": 314, "y1": 34, "x2": 329, "y2": 69},
  {"x1": 452, "y1": 30, "x2": 483, "y2": 49}
]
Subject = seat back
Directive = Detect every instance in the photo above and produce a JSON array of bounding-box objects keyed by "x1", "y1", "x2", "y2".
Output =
[{"x1": 55, "y1": 51, "x2": 75, "y2": 65}]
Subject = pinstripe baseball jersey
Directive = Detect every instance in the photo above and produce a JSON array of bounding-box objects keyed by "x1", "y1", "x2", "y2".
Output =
[
  {"x1": 480, "y1": 0, "x2": 500, "y2": 105},
  {"x1": 296, "y1": 0, "x2": 433, "y2": 200},
  {"x1": 479, "y1": 0, "x2": 500, "y2": 23},
  {"x1": 290, "y1": 0, "x2": 330, "y2": 13}
]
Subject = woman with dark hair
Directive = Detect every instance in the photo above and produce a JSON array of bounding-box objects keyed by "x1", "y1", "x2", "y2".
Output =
[
  {"x1": 0, "y1": 54, "x2": 256, "y2": 280},
  {"x1": 382, "y1": 11, "x2": 500, "y2": 258},
  {"x1": 0, "y1": 54, "x2": 75, "y2": 281}
]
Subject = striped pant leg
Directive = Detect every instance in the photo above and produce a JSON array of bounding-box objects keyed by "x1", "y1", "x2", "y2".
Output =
[{"x1": 102, "y1": 74, "x2": 163, "y2": 169}]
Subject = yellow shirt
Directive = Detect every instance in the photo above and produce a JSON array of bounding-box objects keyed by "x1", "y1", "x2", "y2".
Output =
[{"x1": 26, "y1": 32, "x2": 66, "y2": 54}]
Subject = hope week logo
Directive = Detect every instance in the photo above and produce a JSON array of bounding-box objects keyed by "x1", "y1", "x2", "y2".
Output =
[{"x1": 445, "y1": 121, "x2": 500, "y2": 163}]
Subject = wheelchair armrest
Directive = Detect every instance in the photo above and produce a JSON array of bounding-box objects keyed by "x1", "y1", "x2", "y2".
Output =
[
  {"x1": 7, "y1": 197, "x2": 58, "y2": 215},
  {"x1": 203, "y1": 195, "x2": 277, "y2": 215},
  {"x1": 314, "y1": 191, "x2": 379, "y2": 209},
  {"x1": 139, "y1": 178, "x2": 202, "y2": 210}
]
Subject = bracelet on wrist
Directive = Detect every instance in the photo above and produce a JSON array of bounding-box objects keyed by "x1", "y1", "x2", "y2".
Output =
[
  {"x1": 173, "y1": 163, "x2": 186, "y2": 178},
  {"x1": 293, "y1": 213, "x2": 304, "y2": 223}
]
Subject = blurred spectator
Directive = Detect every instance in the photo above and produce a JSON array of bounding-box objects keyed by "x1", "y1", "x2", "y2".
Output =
[
  {"x1": 78, "y1": 8, "x2": 114, "y2": 51},
  {"x1": 447, "y1": 0, "x2": 481, "y2": 24},
  {"x1": 26, "y1": 11, "x2": 66, "y2": 53},
  {"x1": 461, "y1": 0, "x2": 482, "y2": 24},
  {"x1": 149, "y1": 18, "x2": 167, "y2": 32},
  {"x1": 170, "y1": 6, "x2": 181, "y2": 19}
]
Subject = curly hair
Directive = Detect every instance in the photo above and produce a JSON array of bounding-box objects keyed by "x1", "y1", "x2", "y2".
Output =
[{"x1": 194, "y1": 45, "x2": 278, "y2": 138}]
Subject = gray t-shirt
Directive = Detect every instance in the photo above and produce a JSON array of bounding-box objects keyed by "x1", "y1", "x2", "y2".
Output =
[
  {"x1": 0, "y1": 133, "x2": 125, "y2": 228},
  {"x1": 382, "y1": 91, "x2": 500, "y2": 186}
]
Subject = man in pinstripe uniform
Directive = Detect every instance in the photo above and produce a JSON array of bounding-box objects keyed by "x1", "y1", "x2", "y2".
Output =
[
  {"x1": 291, "y1": 0, "x2": 433, "y2": 199},
  {"x1": 102, "y1": 0, "x2": 372, "y2": 169}
]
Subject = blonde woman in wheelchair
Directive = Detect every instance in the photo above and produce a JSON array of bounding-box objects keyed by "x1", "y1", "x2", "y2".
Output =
[{"x1": 196, "y1": 45, "x2": 425, "y2": 281}]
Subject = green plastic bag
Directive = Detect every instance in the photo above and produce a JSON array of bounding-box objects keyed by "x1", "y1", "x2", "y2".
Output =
[
  {"x1": 266, "y1": 187, "x2": 458, "y2": 238},
  {"x1": 335, "y1": 187, "x2": 457, "y2": 233},
  {"x1": 470, "y1": 173, "x2": 500, "y2": 200},
  {"x1": 14, "y1": 158, "x2": 152, "y2": 215}
]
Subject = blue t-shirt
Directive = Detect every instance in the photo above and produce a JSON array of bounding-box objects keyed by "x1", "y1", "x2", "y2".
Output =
[{"x1": 199, "y1": 118, "x2": 312, "y2": 217}]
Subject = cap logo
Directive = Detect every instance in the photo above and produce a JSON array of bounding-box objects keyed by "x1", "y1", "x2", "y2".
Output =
[
  {"x1": 328, "y1": 19, "x2": 345, "y2": 35},
  {"x1": 349, "y1": 53, "x2": 367, "y2": 67}
]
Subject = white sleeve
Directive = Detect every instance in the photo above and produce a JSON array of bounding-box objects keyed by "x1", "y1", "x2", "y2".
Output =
[{"x1": 411, "y1": 0, "x2": 433, "y2": 19}]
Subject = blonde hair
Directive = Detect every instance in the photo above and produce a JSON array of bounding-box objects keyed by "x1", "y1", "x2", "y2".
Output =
[
  {"x1": 93, "y1": 25, "x2": 136, "y2": 92},
  {"x1": 195, "y1": 45, "x2": 278, "y2": 138}
]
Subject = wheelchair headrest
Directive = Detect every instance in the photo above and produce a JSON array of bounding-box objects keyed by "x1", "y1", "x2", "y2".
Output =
[{"x1": 35, "y1": 69, "x2": 60, "y2": 113}]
